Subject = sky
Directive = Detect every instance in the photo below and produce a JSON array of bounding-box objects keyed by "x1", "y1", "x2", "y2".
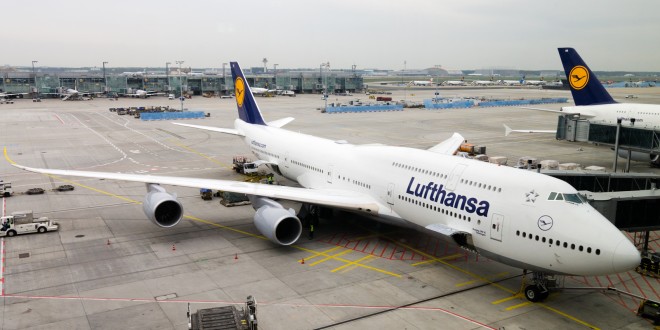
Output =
[{"x1": 2, "y1": 0, "x2": 659, "y2": 71}]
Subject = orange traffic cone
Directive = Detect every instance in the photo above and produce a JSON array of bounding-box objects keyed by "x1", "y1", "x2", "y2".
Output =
[
  {"x1": 107, "y1": 239, "x2": 111, "y2": 245},
  {"x1": 234, "y1": 253, "x2": 238, "y2": 260},
  {"x1": 301, "y1": 258, "x2": 305, "y2": 264}
]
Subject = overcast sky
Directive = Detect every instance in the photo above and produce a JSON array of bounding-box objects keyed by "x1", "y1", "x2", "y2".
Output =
[{"x1": 2, "y1": 0, "x2": 659, "y2": 71}]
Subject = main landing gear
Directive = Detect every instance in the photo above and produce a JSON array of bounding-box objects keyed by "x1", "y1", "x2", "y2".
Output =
[{"x1": 522, "y1": 270, "x2": 555, "y2": 302}]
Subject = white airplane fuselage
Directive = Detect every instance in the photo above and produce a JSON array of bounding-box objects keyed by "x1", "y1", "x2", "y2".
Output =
[
  {"x1": 235, "y1": 119, "x2": 639, "y2": 276},
  {"x1": 562, "y1": 103, "x2": 660, "y2": 129}
]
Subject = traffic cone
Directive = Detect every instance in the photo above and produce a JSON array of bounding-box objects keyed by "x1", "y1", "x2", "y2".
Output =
[
  {"x1": 301, "y1": 258, "x2": 305, "y2": 264},
  {"x1": 172, "y1": 244, "x2": 176, "y2": 251},
  {"x1": 234, "y1": 253, "x2": 238, "y2": 260},
  {"x1": 107, "y1": 239, "x2": 110, "y2": 245}
]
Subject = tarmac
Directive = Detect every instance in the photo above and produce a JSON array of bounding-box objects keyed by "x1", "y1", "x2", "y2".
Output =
[{"x1": 0, "y1": 86, "x2": 659, "y2": 329}]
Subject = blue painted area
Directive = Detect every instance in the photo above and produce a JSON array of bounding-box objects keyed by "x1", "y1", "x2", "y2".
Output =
[
  {"x1": 423, "y1": 99, "x2": 474, "y2": 109},
  {"x1": 141, "y1": 111, "x2": 206, "y2": 120},
  {"x1": 325, "y1": 104, "x2": 403, "y2": 113},
  {"x1": 478, "y1": 98, "x2": 568, "y2": 107}
]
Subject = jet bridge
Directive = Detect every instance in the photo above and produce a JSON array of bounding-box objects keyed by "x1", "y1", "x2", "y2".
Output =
[{"x1": 556, "y1": 114, "x2": 660, "y2": 156}]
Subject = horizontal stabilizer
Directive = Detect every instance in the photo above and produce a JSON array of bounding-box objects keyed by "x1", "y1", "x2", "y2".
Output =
[
  {"x1": 267, "y1": 117, "x2": 295, "y2": 128},
  {"x1": 427, "y1": 133, "x2": 464, "y2": 155},
  {"x1": 172, "y1": 123, "x2": 243, "y2": 136}
]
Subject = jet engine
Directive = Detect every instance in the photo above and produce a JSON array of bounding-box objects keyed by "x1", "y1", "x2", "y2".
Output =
[
  {"x1": 251, "y1": 196, "x2": 302, "y2": 245},
  {"x1": 617, "y1": 149, "x2": 660, "y2": 165},
  {"x1": 142, "y1": 184, "x2": 183, "y2": 228}
]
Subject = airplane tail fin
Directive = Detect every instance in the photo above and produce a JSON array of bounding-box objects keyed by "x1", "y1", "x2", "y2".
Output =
[
  {"x1": 557, "y1": 48, "x2": 616, "y2": 106},
  {"x1": 230, "y1": 62, "x2": 267, "y2": 125}
]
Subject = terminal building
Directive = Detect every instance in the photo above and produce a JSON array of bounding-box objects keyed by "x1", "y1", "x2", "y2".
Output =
[{"x1": 1, "y1": 70, "x2": 364, "y2": 97}]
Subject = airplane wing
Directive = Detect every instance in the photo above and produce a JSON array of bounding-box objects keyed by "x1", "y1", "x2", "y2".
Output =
[
  {"x1": 7, "y1": 152, "x2": 381, "y2": 212},
  {"x1": 172, "y1": 123, "x2": 244, "y2": 136},
  {"x1": 427, "y1": 133, "x2": 464, "y2": 155},
  {"x1": 503, "y1": 124, "x2": 556, "y2": 137}
]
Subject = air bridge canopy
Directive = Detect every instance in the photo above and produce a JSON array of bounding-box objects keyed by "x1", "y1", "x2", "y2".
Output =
[{"x1": 581, "y1": 190, "x2": 660, "y2": 231}]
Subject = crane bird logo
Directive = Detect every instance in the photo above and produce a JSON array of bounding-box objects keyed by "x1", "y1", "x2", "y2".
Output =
[
  {"x1": 235, "y1": 77, "x2": 245, "y2": 108},
  {"x1": 538, "y1": 215, "x2": 554, "y2": 231},
  {"x1": 569, "y1": 65, "x2": 589, "y2": 90}
]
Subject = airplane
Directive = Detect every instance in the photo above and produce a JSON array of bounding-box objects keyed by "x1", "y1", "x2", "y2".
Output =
[
  {"x1": 523, "y1": 79, "x2": 546, "y2": 86},
  {"x1": 119, "y1": 89, "x2": 164, "y2": 98},
  {"x1": 8, "y1": 61, "x2": 640, "y2": 303},
  {"x1": 251, "y1": 87, "x2": 277, "y2": 96},
  {"x1": 441, "y1": 80, "x2": 466, "y2": 86},
  {"x1": 472, "y1": 80, "x2": 496, "y2": 86},
  {"x1": 46, "y1": 88, "x2": 101, "y2": 101},
  {"x1": 0, "y1": 92, "x2": 28, "y2": 99},
  {"x1": 507, "y1": 47, "x2": 660, "y2": 164},
  {"x1": 499, "y1": 80, "x2": 523, "y2": 86},
  {"x1": 409, "y1": 80, "x2": 434, "y2": 86}
]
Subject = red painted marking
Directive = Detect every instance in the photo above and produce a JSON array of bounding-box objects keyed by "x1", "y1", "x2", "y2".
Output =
[
  {"x1": 53, "y1": 114, "x2": 65, "y2": 125},
  {"x1": 369, "y1": 241, "x2": 379, "y2": 256},
  {"x1": 639, "y1": 273, "x2": 660, "y2": 300},
  {"x1": 361, "y1": 240, "x2": 370, "y2": 253},
  {"x1": 388, "y1": 246, "x2": 397, "y2": 260},
  {"x1": 379, "y1": 242, "x2": 389, "y2": 258},
  {"x1": 629, "y1": 272, "x2": 647, "y2": 299},
  {"x1": 595, "y1": 275, "x2": 604, "y2": 288},
  {"x1": 615, "y1": 273, "x2": 632, "y2": 309}
]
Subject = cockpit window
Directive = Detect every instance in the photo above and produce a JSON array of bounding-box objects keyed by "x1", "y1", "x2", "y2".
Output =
[{"x1": 548, "y1": 192, "x2": 586, "y2": 204}]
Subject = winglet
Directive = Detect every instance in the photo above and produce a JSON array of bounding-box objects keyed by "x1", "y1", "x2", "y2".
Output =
[
  {"x1": 427, "y1": 133, "x2": 465, "y2": 155},
  {"x1": 557, "y1": 48, "x2": 616, "y2": 106},
  {"x1": 230, "y1": 62, "x2": 267, "y2": 125}
]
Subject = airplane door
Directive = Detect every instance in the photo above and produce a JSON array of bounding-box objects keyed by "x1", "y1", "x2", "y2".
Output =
[
  {"x1": 284, "y1": 152, "x2": 290, "y2": 169},
  {"x1": 327, "y1": 165, "x2": 333, "y2": 184},
  {"x1": 387, "y1": 183, "x2": 395, "y2": 206},
  {"x1": 446, "y1": 164, "x2": 467, "y2": 191},
  {"x1": 490, "y1": 213, "x2": 504, "y2": 242}
]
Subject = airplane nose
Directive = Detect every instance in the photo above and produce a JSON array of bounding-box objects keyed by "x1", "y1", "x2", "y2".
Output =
[{"x1": 612, "y1": 238, "x2": 640, "y2": 273}]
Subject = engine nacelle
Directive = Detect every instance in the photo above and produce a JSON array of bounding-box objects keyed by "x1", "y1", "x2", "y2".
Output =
[
  {"x1": 251, "y1": 197, "x2": 302, "y2": 245},
  {"x1": 617, "y1": 149, "x2": 660, "y2": 164},
  {"x1": 142, "y1": 184, "x2": 183, "y2": 228}
]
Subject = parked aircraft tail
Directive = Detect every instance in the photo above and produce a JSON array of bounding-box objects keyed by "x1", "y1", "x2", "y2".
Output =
[
  {"x1": 557, "y1": 47, "x2": 616, "y2": 106},
  {"x1": 230, "y1": 62, "x2": 267, "y2": 125}
]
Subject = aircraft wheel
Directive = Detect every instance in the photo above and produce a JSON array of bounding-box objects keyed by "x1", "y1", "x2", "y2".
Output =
[{"x1": 524, "y1": 285, "x2": 542, "y2": 302}]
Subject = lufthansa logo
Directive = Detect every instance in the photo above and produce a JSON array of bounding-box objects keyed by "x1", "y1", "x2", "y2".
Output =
[
  {"x1": 235, "y1": 77, "x2": 245, "y2": 107},
  {"x1": 569, "y1": 65, "x2": 589, "y2": 90},
  {"x1": 537, "y1": 215, "x2": 554, "y2": 231}
]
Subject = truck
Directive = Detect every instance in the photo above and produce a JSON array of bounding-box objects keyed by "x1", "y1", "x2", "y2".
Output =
[
  {"x1": 232, "y1": 156, "x2": 260, "y2": 175},
  {"x1": 376, "y1": 96, "x2": 392, "y2": 102},
  {"x1": 1, "y1": 180, "x2": 12, "y2": 197},
  {"x1": 0, "y1": 210, "x2": 59, "y2": 237}
]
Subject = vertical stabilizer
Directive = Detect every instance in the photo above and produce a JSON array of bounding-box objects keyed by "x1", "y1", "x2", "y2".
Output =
[
  {"x1": 230, "y1": 62, "x2": 267, "y2": 125},
  {"x1": 557, "y1": 48, "x2": 616, "y2": 106}
]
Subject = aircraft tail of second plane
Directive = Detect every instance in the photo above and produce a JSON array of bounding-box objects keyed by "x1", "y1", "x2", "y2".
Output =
[{"x1": 558, "y1": 47, "x2": 616, "y2": 106}]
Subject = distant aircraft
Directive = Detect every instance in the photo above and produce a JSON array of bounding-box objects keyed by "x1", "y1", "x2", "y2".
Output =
[
  {"x1": 43, "y1": 88, "x2": 102, "y2": 101},
  {"x1": 472, "y1": 80, "x2": 496, "y2": 86},
  {"x1": 523, "y1": 79, "x2": 546, "y2": 86},
  {"x1": 441, "y1": 80, "x2": 466, "y2": 86},
  {"x1": 409, "y1": 80, "x2": 434, "y2": 86},
  {"x1": 251, "y1": 87, "x2": 277, "y2": 95},
  {"x1": 9, "y1": 61, "x2": 639, "y2": 303},
  {"x1": 507, "y1": 47, "x2": 660, "y2": 164},
  {"x1": 0, "y1": 92, "x2": 28, "y2": 99},
  {"x1": 499, "y1": 80, "x2": 523, "y2": 86},
  {"x1": 119, "y1": 89, "x2": 164, "y2": 98}
]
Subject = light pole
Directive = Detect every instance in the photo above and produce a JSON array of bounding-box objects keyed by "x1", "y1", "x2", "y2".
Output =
[
  {"x1": 31, "y1": 60, "x2": 38, "y2": 97},
  {"x1": 222, "y1": 62, "x2": 227, "y2": 95},
  {"x1": 320, "y1": 62, "x2": 330, "y2": 110},
  {"x1": 102, "y1": 61, "x2": 108, "y2": 93},
  {"x1": 165, "y1": 62, "x2": 171, "y2": 92},
  {"x1": 176, "y1": 60, "x2": 184, "y2": 111},
  {"x1": 273, "y1": 64, "x2": 278, "y2": 89}
]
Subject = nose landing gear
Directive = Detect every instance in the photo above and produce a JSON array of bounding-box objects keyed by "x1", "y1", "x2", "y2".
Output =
[{"x1": 522, "y1": 270, "x2": 556, "y2": 302}]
